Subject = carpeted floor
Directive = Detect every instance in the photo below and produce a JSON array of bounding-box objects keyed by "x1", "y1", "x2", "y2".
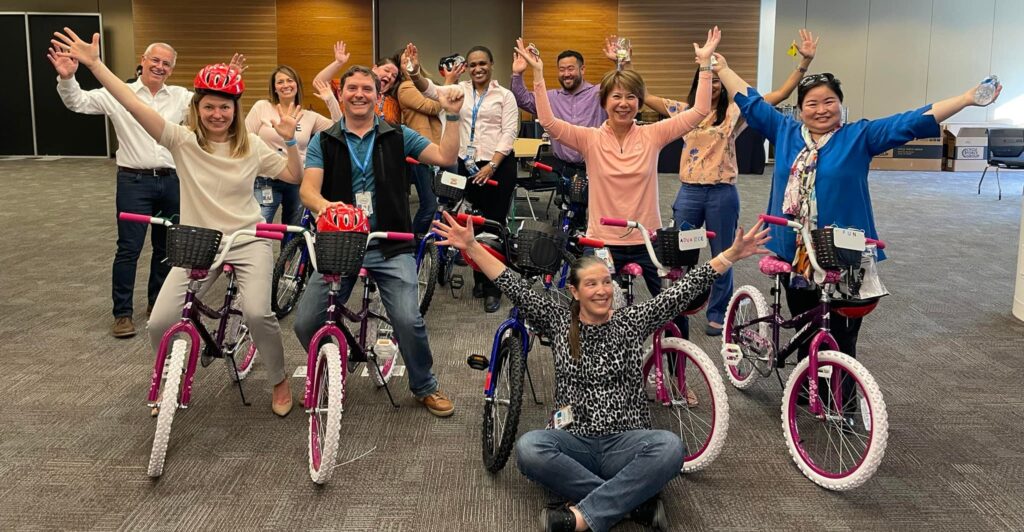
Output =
[{"x1": 1, "y1": 158, "x2": 1022, "y2": 531}]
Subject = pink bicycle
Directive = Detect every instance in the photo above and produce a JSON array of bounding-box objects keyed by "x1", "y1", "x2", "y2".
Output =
[{"x1": 119, "y1": 212, "x2": 283, "y2": 478}]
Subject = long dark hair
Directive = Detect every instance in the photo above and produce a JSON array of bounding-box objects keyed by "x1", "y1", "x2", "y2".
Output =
[
  {"x1": 687, "y1": 67, "x2": 727, "y2": 126},
  {"x1": 567, "y1": 255, "x2": 607, "y2": 360}
]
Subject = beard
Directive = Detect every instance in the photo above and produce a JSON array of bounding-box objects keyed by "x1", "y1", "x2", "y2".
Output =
[{"x1": 560, "y1": 75, "x2": 580, "y2": 92}]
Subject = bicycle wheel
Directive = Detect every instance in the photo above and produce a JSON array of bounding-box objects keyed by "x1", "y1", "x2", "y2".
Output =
[
  {"x1": 271, "y1": 237, "x2": 309, "y2": 318},
  {"x1": 723, "y1": 285, "x2": 771, "y2": 389},
  {"x1": 308, "y1": 343, "x2": 344, "y2": 484},
  {"x1": 643, "y1": 337, "x2": 729, "y2": 473},
  {"x1": 782, "y1": 350, "x2": 888, "y2": 491},
  {"x1": 148, "y1": 338, "x2": 188, "y2": 478},
  {"x1": 366, "y1": 289, "x2": 399, "y2": 387},
  {"x1": 223, "y1": 297, "x2": 257, "y2": 382},
  {"x1": 481, "y1": 332, "x2": 525, "y2": 473},
  {"x1": 417, "y1": 241, "x2": 439, "y2": 316}
]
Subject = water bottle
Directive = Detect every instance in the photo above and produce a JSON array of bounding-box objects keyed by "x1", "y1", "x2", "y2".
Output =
[
  {"x1": 974, "y1": 75, "x2": 1000, "y2": 106},
  {"x1": 374, "y1": 338, "x2": 398, "y2": 362}
]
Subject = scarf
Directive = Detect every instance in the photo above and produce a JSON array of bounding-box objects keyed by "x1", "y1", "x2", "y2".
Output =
[{"x1": 784, "y1": 124, "x2": 838, "y2": 285}]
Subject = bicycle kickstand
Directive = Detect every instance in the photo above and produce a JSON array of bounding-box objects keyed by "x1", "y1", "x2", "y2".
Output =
[
  {"x1": 370, "y1": 358, "x2": 400, "y2": 409},
  {"x1": 229, "y1": 356, "x2": 252, "y2": 407},
  {"x1": 525, "y1": 359, "x2": 543, "y2": 405}
]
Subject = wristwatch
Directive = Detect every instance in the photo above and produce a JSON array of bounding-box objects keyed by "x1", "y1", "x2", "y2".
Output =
[
  {"x1": 487, "y1": 162, "x2": 498, "y2": 170},
  {"x1": 445, "y1": 113, "x2": 460, "y2": 121},
  {"x1": 698, "y1": 65, "x2": 713, "y2": 72}
]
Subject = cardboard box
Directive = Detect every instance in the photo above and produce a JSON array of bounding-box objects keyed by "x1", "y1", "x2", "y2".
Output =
[
  {"x1": 942, "y1": 126, "x2": 989, "y2": 173},
  {"x1": 943, "y1": 158, "x2": 990, "y2": 172},
  {"x1": 870, "y1": 137, "x2": 943, "y2": 171}
]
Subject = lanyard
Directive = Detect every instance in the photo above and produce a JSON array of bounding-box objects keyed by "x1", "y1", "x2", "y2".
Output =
[
  {"x1": 345, "y1": 129, "x2": 377, "y2": 177},
  {"x1": 469, "y1": 85, "x2": 490, "y2": 144},
  {"x1": 376, "y1": 95, "x2": 386, "y2": 118}
]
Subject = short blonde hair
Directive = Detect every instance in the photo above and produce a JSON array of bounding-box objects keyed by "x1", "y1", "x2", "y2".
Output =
[{"x1": 599, "y1": 69, "x2": 646, "y2": 110}]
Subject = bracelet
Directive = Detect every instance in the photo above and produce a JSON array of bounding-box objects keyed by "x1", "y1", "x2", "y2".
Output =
[
  {"x1": 698, "y1": 65, "x2": 713, "y2": 72},
  {"x1": 445, "y1": 113, "x2": 460, "y2": 121},
  {"x1": 716, "y1": 253, "x2": 733, "y2": 268},
  {"x1": 797, "y1": 66, "x2": 808, "y2": 73},
  {"x1": 284, "y1": 138, "x2": 298, "y2": 147}
]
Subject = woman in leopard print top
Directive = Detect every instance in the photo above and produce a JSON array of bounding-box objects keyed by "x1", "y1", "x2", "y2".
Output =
[{"x1": 433, "y1": 212, "x2": 769, "y2": 532}]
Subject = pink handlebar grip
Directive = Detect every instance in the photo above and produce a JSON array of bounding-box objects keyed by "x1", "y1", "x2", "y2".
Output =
[
  {"x1": 406, "y1": 156, "x2": 420, "y2": 165},
  {"x1": 706, "y1": 231, "x2": 717, "y2": 239},
  {"x1": 866, "y1": 237, "x2": 886, "y2": 250},
  {"x1": 599, "y1": 217, "x2": 629, "y2": 227},
  {"x1": 386, "y1": 232, "x2": 415, "y2": 241},
  {"x1": 758, "y1": 214, "x2": 790, "y2": 227},
  {"x1": 256, "y1": 231, "x2": 285, "y2": 240},
  {"x1": 532, "y1": 162, "x2": 553, "y2": 172},
  {"x1": 456, "y1": 213, "x2": 486, "y2": 226},
  {"x1": 576, "y1": 237, "x2": 605, "y2": 248},
  {"x1": 119, "y1": 212, "x2": 153, "y2": 224},
  {"x1": 257, "y1": 223, "x2": 288, "y2": 232}
]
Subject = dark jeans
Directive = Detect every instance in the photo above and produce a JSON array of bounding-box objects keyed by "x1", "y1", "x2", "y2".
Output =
[
  {"x1": 459, "y1": 155, "x2": 516, "y2": 298},
  {"x1": 671, "y1": 183, "x2": 739, "y2": 325},
  {"x1": 112, "y1": 170, "x2": 180, "y2": 317},
  {"x1": 253, "y1": 176, "x2": 302, "y2": 226},
  {"x1": 409, "y1": 163, "x2": 438, "y2": 235},
  {"x1": 607, "y1": 245, "x2": 690, "y2": 340}
]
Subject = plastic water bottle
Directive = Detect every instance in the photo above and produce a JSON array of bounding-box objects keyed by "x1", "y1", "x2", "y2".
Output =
[
  {"x1": 374, "y1": 338, "x2": 398, "y2": 362},
  {"x1": 974, "y1": 75, "x2": 999, "y2": 106}
]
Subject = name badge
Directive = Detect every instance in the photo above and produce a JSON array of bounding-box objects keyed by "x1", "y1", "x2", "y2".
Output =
[
  {"x1": 260, "y1": 185, "x2": 274, "y2": 205},
  {"x1": 677, "y1": 228, "x2": 708, "y2": 251},
  {"x1": 833, "y1": 228, "x2": 866, "y2": 251},
  {"x1": 595, "y1": 247, "x2": 615, "y2": 273},
  {"x1": 355, "y1": 191, "x2": 373, "y2": 216},
  {"x1": 553, "y1": 405, "x2": 574, "y2": 430},
  {"x1": 439, "y1": 171, "x2": 467, "y2": 190}
]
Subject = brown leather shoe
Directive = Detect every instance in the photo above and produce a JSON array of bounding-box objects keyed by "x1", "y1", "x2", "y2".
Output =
[
  {"x1": 112, "y1": 316, "x2": 136, "y2": 338},
  {"x1": 417, "y1": 390, "x2": 454, "y2": 417}
]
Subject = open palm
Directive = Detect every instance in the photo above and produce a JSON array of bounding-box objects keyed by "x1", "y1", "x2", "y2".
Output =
[
  {"x1": 693, "y1": 26, "x2": 721, "y2": 63},
  {"x1": 51, "y1": 27, "x2": 100, "y2": 68}
]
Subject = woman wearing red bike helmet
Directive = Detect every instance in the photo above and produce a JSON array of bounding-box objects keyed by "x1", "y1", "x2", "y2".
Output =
[{"x1": 53, "y1": 28, "x2": 304, "y2": 417}]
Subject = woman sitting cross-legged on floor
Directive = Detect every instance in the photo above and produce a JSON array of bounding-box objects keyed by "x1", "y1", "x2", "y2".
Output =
[{"x1": 432, "y1": 211, "x2": 769, "y2": 532}]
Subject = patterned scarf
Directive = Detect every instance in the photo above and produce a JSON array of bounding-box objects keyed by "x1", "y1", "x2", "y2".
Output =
[{"x1": 784, "y1": 124, "x2": 839, "y2": 284}]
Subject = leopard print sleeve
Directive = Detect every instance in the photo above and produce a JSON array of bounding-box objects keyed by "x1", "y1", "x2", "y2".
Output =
[
  {"x1": 620, "y1": 262, "x2": 720, "y2": 339},
  {"x1": 492, "y1": 268, "x2": 561, "y2": 336}
]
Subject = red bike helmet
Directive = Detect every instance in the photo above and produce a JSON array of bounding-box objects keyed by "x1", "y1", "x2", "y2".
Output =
[
  {"x1": 317, "y1": 203, "x2": 370, "y2": 234},
  {"x1": 193, "y1": 63, "x2": 244, "y2": 98}
]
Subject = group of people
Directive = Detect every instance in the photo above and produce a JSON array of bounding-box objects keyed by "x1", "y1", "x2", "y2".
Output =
[{"x1": 50, "y1": 20, "x2": 999, "y2": 532}]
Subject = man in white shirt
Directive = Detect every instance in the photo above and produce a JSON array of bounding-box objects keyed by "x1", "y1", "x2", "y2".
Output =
[{"x1": 49, "y1": 43, "x2": 191, "y2": 338}]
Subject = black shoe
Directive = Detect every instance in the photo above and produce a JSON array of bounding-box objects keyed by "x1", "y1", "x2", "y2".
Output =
[
  {"x1": 630, "y1": 496, "x2": 668, "y2": 531},
  {"x1": 704, "y1": 323, "x2": 723, "y2": 336},
  {"x1": 472, "y1": 284, "x2": 485, "y2": 298},
  {"x1": 485, "y1": 295, "x2": 501, "y2": 313},
  {"x1": 540, "y1": 507, "x2": 576, "y2": 532}
]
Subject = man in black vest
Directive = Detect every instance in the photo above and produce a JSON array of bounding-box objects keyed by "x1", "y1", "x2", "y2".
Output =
[{"x1": 296, "y1": 65, "x2": 464, "y2": 417}]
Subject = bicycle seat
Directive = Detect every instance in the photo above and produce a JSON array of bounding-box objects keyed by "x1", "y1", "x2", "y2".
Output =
[
  {"x1": 358, "y1": 267, "x2": 368, "y2": 278},
  {"x1": 222, "y1": 264, "x2": 235, "y2": 274},
  {"x1": 619, "y1": 263, "x2": 643, "y2": 277},
  {"x1": 759, "y1": 256, "x2": 791, "y2": 276}
]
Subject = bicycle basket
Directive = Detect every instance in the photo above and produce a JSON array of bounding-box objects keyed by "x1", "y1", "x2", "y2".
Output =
[
  {"x1": 811, "y1": 227, "x2": 862, "y2": 270},
  {"x1": 655, "y1": 228, "x2": 700, "y2": 268},
  {"x1": 431, "y1": 170, "x2": 466, "y2": 203},
  {"x1": 313, "y1": 231, "x2": 367, "y2": 276},
  {"x1": 166, "y1": 225, "x2": 222, "y2": 270},
  {"x1": 514, "y1": 221, "x2": 568, "y2": 275},
  {"x1": 568, "y1": 174, "x2": 588, "y2": 205}
]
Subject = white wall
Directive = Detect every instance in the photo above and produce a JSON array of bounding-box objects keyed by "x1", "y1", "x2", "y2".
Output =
[{"x1": 771, "y1": 0, "x2": 1022, "y2": 125}]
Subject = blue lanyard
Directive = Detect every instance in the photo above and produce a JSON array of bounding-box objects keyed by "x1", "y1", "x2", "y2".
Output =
[
  {"x1": 345, "y1": 129, "x2": 376, "y2": 177},
  {"x1": 469, "y1": 86, "x2": 489, "y2": 143}
]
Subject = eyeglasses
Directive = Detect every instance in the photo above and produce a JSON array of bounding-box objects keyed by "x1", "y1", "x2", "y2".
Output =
[
  {"x1": 144, "y1": 55, "x2": 174, "y2": 69},
  {"x1": 799, "y1": 72, "x2": 838, "y2": 87}
]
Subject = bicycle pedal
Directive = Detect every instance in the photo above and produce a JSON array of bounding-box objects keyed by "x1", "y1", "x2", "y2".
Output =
[
  {"x1": 538, "y1": 335, "x2": 552, "y2": 347},
  {"x1": 721, "y1": 343, "x2": 743, "y2": 367},
  {"x1": 449, "y1": 274, "x2": 465, "y2": 289},
  {"x1": 817, "y1": 366, "x2": 833, "y2": 379},
  {"x1": 466, "y1": 353, "x2": 489, "y2": 370}
]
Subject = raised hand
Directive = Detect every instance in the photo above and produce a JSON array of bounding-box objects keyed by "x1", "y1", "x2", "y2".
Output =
[
  {"x1": 47, "y1": 45, "x2": 79, "y2": 78},
  {"x1": 438, "y1": 88, "x2": 465, "y2": 114},
  {"x1": 693, "y1": 26, "x2": 721, "y2": 64},
  {"x1": 227, "y1": 53, "x2": 248, "y2": 74},
  {"x1": 968, "y1": 81, "x2": 1002, "y2": 107},
  {"x1": 724, "y1": 221, "x2": 771, "y2": 262},
  {"x1": 512, "y1": 51, "x2": 527, "y2": 75},
  {"x1": 797, "y1": 28, "x2": 819, "y2": 59},
  {"x1": 443, "y1": 63, "x2": 465, "y2": 84},
  {"x1": 274, "y1": 102, "x2": 300, "y2": 141},
  {"x1": 513, "y1": 38, "x2": 543, "y2": 73},
  {"x1": 51, "y1": 27, "x2": 100, "y2": 68},
  {"x1": 432, "y1": 211, "x2": 476, "y2": 252},
  {"x1": 313, "y1": 79, "x2": 336, "y2": 102},
  {"x1": 333, "y1": 41, "x2": 350, "y2": 65}
]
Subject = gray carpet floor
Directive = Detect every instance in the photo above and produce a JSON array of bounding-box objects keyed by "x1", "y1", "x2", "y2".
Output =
[{"x1": 1, "y1": 158, "x2": 1023, "y2": 531}]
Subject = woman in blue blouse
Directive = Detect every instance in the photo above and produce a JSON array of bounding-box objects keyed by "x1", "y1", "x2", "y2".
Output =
[{"x1": 713, "y1": 52, "x2": 1001, "y2": 360}]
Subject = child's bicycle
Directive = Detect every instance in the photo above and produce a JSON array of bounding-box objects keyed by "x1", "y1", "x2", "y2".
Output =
[
  {"x1": 412, "y1": 156, "x2": 497, "y2": 316},
  {"x1": 119, "y1": 212, "x2": 283, "y2": 478},
  {"x1": 599, "y1": 217, "x2": 730, "y2": 473},
  {"x1": 533, "y1": 160, "x2": 589, "y2": 308},
  {"x1": 270, "y1": 208, "x2": 315, "y2": 318},
  {"x1": 264, "y1": 221, "x2": 412, "y2": 484},
  {"x1": 461, "y1": 214, "x2": 605, "y2": 473},
  {"x1": 721, "y1": 213, "x2": 889, "y2": 490}
]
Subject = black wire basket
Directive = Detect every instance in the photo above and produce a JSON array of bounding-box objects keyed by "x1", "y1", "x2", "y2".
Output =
[
  {"x1": 655, "y1": 228, "x2": 701, "y2": 268},
  {"x1": 567, "y1": 174, "x2": 588, "y2": 205},
  {"x1": 514, "y1": 221, "x2": 568, "y2": 276},
  {"x1": 314, "y1": 231, "x2": 368, "y2": 276},
  {"x1": 432, "y1": 171, "x2": 466, "y2": 203},
  {"x1": 811, "y1": 227, "x2": 862, "y2": 270},
  {"x1": 166, "y1": 225, "x2": 222, "y2": 270}
]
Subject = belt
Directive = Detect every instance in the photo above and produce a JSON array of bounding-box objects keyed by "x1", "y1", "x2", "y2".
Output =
[{"x1": 118, "y1": 166, "x2": 175, "y2": 176}]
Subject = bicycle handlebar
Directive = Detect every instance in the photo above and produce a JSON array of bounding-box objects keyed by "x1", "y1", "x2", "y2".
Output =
[
  {"x1": 532, "y1": 161, "x2": 553, "y2": 173},
  {"x1": 455, "y1": 213, "x2": 487, "y2": 226},
  {"x1": 575, "y1": 236, "x2": 605, "y2": 249},
  {"x1": 406, "y1": 156, "x2": 420, "y2": 165},
  {"x1": 119, "y1": 212, "x2": 172, "y2": 226},
  {"x1": 866, "y1": 237, "x2": 886, "y2": 250},
  {"x1": 599, "y1": 217, "x2": 633, "y2": 228},
  {"x1": 758, "y1": 214, "x2": 799, "y2": 228},
  {"x1": 255, "y1": 231, "x2": 285, "y2": 240},
  {"x1": 706, "y1": 230, "x2": 717, "y2": 240}
]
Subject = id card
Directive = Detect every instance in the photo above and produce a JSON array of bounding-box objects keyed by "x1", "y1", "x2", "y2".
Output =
[
  {"x1": 677, "y1": 228, "x2": 708, "y2": 251},
  {"x1": 465, "y1": 144, "x2": 477, "y2": 161},
  {"x1": 260, "y1": 185, "x2": 274, "y2": 205},
  {"x1": 553, "y1": 405, "x2": 574, "y2": 430},
  {"x1": 595, "y1": 247, "x2": 615, "y2": 273},
  {"x1": 355, "y1": 191, "x2": 373, "y2": 216}
]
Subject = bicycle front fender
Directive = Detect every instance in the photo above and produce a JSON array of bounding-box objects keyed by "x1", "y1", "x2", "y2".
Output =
[
  {"x1": 149, "y1": 321, "x2": 202, "y2": 405},
  {"x1": 303, "y1": 325, "x2": 348, "y2": 409}
]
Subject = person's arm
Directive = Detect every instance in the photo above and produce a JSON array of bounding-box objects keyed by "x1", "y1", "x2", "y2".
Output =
[
  {"x1": 493, "y1": 90, "x2": 520, "y2": 158},
  {"x1": 715, "y1": 54, "x2": 785, "y2": 143},
  {"x1": 647, "y1": 27, "x2": 720, "y2": 143},
  {"x1": 312, "y1": 78, "x2": 343, "y2": 121},
  {"x1": 763, "y1": 28, "x2": 818, "y2": 105},
  {"x1": 271, "y1": 102, "x2": 302, "y2": 183},
  {"x1": 52, "y1": 29, "x2": 165, "y2": 141},
  {"x1": 48, "y1": 45, "x2": 114, "y2": 115},
  {"x1": 313, "y1": 40, "x2": 350, "y2": 88},
  {"x1": 925, "y1": 82, "x2": 1002, "y2": 123},
  {"x1": 513, "y1": 39, "x2": 590, "y2": 153},
  {"x1": 644, "y1": 93, "x2": 673, "y2": 117},
  {"x1": 413, "y1": 90, "x2": 465, "y2": 167},
  {"x1": 509, "y1": 51, "x2": 538, "y2": 114},
  {"x1": 397, "y1": 79, "x2": 442, "y2": 115}
]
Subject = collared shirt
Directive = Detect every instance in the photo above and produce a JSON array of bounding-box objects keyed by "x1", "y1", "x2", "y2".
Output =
[
  {"x1": 422, "y1": 78, "x2": 518, "y2": 162},
  {"x1": 305, "y1": 116, "x2": 430, "y2": 229},
  {"x1": 510, "y1": 74, "x2": 606, "y2": 164},
  {"x1": 56, "y1": 76, "x2": 192, "y2": 169}
]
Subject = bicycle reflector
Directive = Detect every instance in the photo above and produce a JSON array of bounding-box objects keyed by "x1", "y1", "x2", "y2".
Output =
[
  {"x1": 317, "y1": 203, "x2": 369, "y2": 233},
  {"x1": 466, "y1": 354, "x2": 489, "y2": 370}
]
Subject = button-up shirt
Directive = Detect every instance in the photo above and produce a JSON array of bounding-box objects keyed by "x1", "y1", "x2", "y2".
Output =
[
  {"x1": 422, "y1": 78, "x2": 518, "y2": 162},
  {"x1": 510, "y1": 74, "x2": 606, "y2": 164},
  {"x1": 56, "y1": 76, "x2": 192, "y2": 169}
]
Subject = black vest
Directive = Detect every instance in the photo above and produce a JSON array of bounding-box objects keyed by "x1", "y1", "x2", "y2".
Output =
[{"x1": 319, "y1": 119, "x2": 414, "y2": 258}]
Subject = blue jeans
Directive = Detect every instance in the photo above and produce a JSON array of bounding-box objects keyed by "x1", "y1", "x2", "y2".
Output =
[
  {"x1": 409, "y1": 163, "x2": 438, "y2": 235},
  {"x1": 671, "y1": 183, "x2": 740, "y2": 324},
  {"x1": 292, "y1": 249, "x2": 438, "y2": 397},
  {"x1": 516, "y1": 429, "x2": 684, "y2": 532},
  {"x1": 253, "y1": 177, "x2": 302, "y2": 226},
  {"x1": 113, "y1": 170, "x2": 180, "y2": 317},
  {"x1": 607, "y1": 245, "x2": 689, "y2": 340}
]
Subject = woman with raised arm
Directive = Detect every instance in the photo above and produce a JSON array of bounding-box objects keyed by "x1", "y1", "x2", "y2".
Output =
[
  {"x1": 714, "y1": 50, "x2": 1002, "y2": 361},
  {"x1": 432, "y1": 211, "x2": 769, "y2": 532},
  {"x1": 642, "y1": 29, "x2": 818, "y2": 337},
  {"x1": 53, "y1": 28, "x2": 304, "y2": 417},
  {"x1": 514, "y1": 27, "x2": 719, "y2": 335}
]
